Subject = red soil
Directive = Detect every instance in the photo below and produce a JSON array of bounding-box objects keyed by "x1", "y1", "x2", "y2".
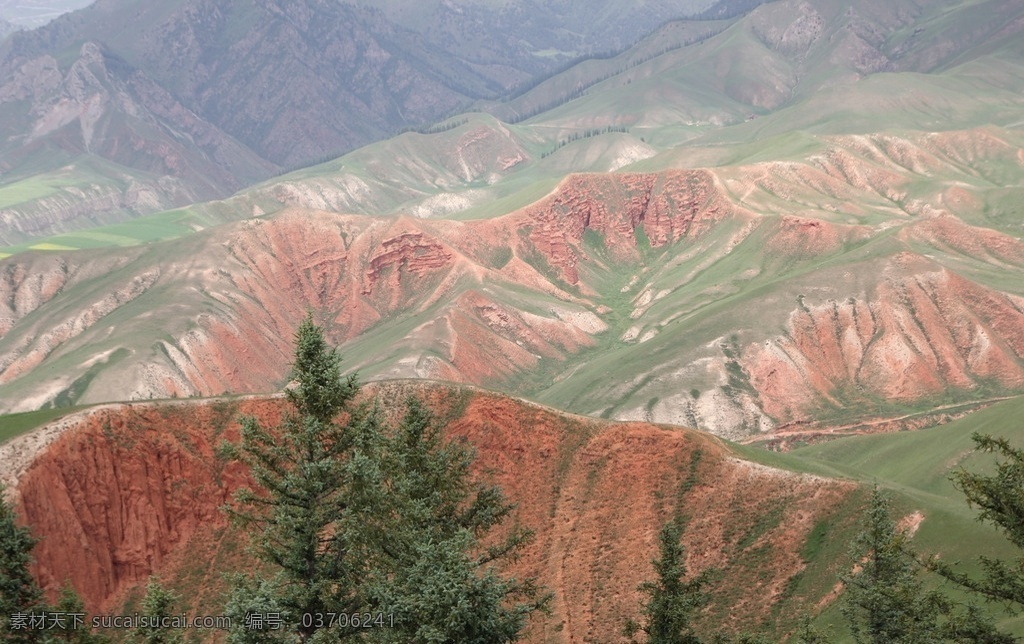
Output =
[
  {"x1": 13, "y1": 398, "x2": 281, "y2": 607},
  {"x1": 768, "y1": 215, "x2": 869, "y2": 256},
  {"x1": 113, "y1": 169, "x2": 736, "y2": 401},
  {"x1": 12, "y1": 384, "x2": 854, "y2": 642},
  {"x1": 500, "y1": 170, "x2": 736, "y2": 285},
  {"x1": 744, "y1": 255, "x2": 1024, "y2": 424}
]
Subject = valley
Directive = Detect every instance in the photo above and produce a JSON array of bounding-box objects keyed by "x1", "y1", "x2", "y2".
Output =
[{"x1": 2, "y1": 130, "x2": 1023, "y2": 440}]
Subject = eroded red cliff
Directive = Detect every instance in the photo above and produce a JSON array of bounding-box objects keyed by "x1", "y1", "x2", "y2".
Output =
[
  {"x1": 12, "y1": 384, "x2": 854, "y2": 641},
  {"x1": 509, "y1": 170, "x2": 737, "y2": 285},
  {"x1": 744, "y1": 254, "x2": 1024, "y2": 424},
  {"x1": 13, "y1": 399, "x2": 281, "y2": 607}
]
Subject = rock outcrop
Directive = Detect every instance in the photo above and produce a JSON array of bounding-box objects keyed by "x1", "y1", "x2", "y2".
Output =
[
  {"x1": 513, "y1": 171, "x2": 737, "y2": 285},
  {"x1": 363, "y1": 232, "x2": 455, "y2": 295},
  {"x1": 12, "y1": 398, "x2": 278, "y2": 606}
]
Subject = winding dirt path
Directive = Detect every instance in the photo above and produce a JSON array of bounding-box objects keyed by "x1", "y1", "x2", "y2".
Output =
[{"x1": 738, "y1": 396, "x2": 1015, "y2": 448}]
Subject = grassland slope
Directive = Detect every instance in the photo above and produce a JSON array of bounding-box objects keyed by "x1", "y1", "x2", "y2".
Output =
[{"x1": 2, "y1": 131, "x2": 1024, "y2": 439}]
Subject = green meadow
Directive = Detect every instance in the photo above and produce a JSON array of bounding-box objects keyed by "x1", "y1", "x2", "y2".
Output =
[{"x1": 743, "y1": 395, "x2": 1024, "y2": 639}]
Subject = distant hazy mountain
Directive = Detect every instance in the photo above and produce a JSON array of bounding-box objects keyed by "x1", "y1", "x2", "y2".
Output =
[
  {"x1": 0, "y1": 0, "x2": 94, "y2": 28},
  {"x1": 0, "y1": 0, "x2": 730, "y2": 244},
  {"x1": 494, "y1": 0, "x2": 1024, "y2": 128},
  {"x1": 2, "y1": 0, "x2": 717, "y2": 171},
  {"x1": 0, "y1": 17, "x2": 17, "y2": 40},
  {"x1": 2, "y1": 0, "x2": 1022, "y2": 437},
  {"x1": 2, "y1": 0, "x2": 485, "y2": 167},
  {"x1": 0, "y1": 39, "x2": 277, "y2": 245},
  {"x1": 343, "y1": 0, "x2": 718, "y2": 79}
]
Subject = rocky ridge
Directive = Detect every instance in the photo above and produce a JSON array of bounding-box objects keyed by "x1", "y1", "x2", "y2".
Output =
[
  {"x1": 2, "y1": 138, "x2": 1024, "y2": 438},
  {"x1": 7, "y1": 383, "x2": 856, "y2": 641},
  {"x1": 745, "y1": 259, "x2": 1024, "y2": 425},
  {"x1": 0, "y1": 168, "x2": 747, "y2": 414},
  {"x1": 0, "y1": 41, "x2": 276, "y2": 244}
]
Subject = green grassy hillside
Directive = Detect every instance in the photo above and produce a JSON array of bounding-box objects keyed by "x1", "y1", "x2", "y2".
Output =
[
  {"x1": 740, "y1": 395, "x2": 1024, "y2": 638},
  {"x1": 0, "y1": 406, "x2": 80, "y2": 443}
]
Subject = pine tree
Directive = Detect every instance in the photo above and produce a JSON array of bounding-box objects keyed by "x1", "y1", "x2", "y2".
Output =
[
  {"x1": 362, "y1": 397, "x2": 549, "y2": 642},
  {"x1": 222, "y1": 314, "x2": 366, "y2": 641},
  {"x1": 0, "y1": 485, "x2": 44, "y2": 643},
  {"x1": 636, "y1": 518, "x2": 710, "y2": 644},
  {"x1": 131, "y1": 577, "x2": 181, "y2": 644},
  {"x1": 793, "y1": 617, "x2": 829, "y2": 644},
  {"x1": 841, "y1": 487, "x2": 948, "y2": 643},
  {"x1": 932, "y1": 433, "x2": 1024, "y2": 605},
  {"x1": 0, "y1": 500, "x2": 107, "y2": 644},
  {"x1": 912, "y1": 431, "x2": 1024, "y2": 643},
  {"x1": 222, "y1": 315, "x2": 547, "y2": 642},
  {"x1": 840, "y1": 483, "x2": 1014, "y2": 643},
  {"x1": 46, "y1": 583, "x2": 108, "y2": 643},
  {"x1": 629, "y1": 518, "x2": 774, "y2": 643},
  {"x1": 222, "y1": 573, "x2": 290, "y2": 644},
  {"x1": 940, "y1": 602, "x2": 1014, "y2": 644}
]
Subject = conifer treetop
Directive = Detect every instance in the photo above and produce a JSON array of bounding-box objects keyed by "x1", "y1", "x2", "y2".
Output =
[{"x1": 286, "y1": 314, "x2": 358, "y2": 424}]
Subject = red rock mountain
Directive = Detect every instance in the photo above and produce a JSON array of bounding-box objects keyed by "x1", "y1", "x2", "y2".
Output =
[
  {"x1": 8, "y1": 383, "x2": 856, "y2": 641},
  {"x1": 2, "y1": 151, "x2": 1024, "y2": 439},
  {"x1": 0, "y1": 169, "x2": 747, "y2": 404}
]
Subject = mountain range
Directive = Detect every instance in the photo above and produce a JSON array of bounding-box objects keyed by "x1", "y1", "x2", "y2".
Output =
[
  {"x1": 0, "y1": 0, "x2": 728, "y2": 244},
  {"x1": 1, "y1": 0, "x2": 1022, "y2": 441}
]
